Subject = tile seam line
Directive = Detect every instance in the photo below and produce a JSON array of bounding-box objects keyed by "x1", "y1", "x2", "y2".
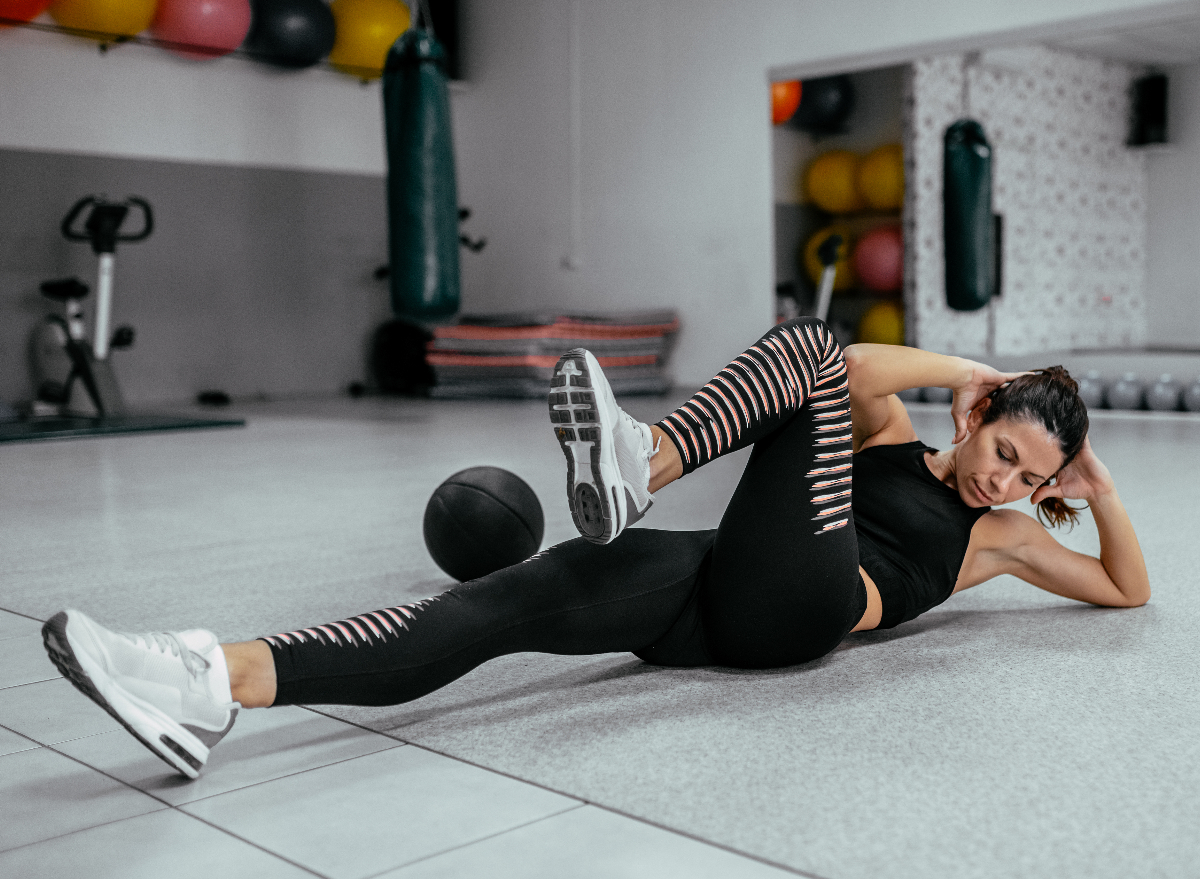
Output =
[
  {"x1": 358, "y1": 803, "x2": 588, "y2": 879},
  {"x1": 167, "y1": 809, "x2": 330, "y2": 878},
  {"x1": 173, "y1": 737, "x2": 408, "y2": 806},
  {"x1": 0, "y1": 675, "x2": 58, "y2": 691},
  {"x1": 301, "y1": 706, "x2": 827, "y2": 879},
  {"x1": 0, "y1": 607, "x2": 45, "y2": 623},
  {"x1": 27, "y1": 737, "x2": 332, "y2": 877}
]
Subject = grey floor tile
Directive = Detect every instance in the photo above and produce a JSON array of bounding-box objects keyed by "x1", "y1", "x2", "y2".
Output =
[
  {"x1": 0, "y1": 747, "x2": 164, "y2": 852},
  {"x1": 0, "y1": 726, "x2": 39, "y2": 758},
  {"x1": 0, "y1": 634, "x2": 57, "y2": 689},
  {"x1": 386, "y1": 805, "x2": 797, "y2": 878},
  {"x1": 0, "y1": 678, "x2": 121, "y2": 745},
  {"x1": 0, "y1": 610, "x2": 41, "y2": 641},
  {"x1": 182, "y1": 745, "x2": 579, "y2": 879},
  {"x1": 58, "y1": 705, "x2": 403, "y2": 805},
  {"x1": 0, "y1": 808, "x2": 313, "y2": 878}
]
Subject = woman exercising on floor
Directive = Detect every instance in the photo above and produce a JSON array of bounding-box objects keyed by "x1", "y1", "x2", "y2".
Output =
[{"x1": 43, "y1": 318, "x2": 1149, "y2": 779}]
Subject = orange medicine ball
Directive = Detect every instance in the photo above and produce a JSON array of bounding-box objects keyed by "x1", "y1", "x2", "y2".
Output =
[{"x1": 771, "y1": 80, "x2": 801, "y2": 125}]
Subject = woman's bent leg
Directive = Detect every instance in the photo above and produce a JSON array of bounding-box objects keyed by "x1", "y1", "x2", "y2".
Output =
[
  {"x1": 265, "y1": 529, "x2": 716, "y2": 707},
  {"x1": 652, "y1": 318, "x2": 865, "y2": 667}
]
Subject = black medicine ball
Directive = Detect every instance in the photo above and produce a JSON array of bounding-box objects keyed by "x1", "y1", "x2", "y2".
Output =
[
  {"x1": 791, "y1": 74, "x2": 856, "y2": 134},
  {"x1": 246, "y1": 0, "x2": 336, "y2": 69},
  {"x1": 423, "y1": 467, "x2": 545, "y2": 582}
]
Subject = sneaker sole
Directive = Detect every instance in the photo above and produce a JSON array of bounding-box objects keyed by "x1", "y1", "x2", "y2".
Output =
[
  {"x1": 41, "y1": 612, "x2": 208, "y2": 779},
  {"x1": 549, "y1": 349, "x2": 627, "y2": 545}
]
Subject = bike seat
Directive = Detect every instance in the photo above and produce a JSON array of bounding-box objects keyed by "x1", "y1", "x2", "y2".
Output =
[{"x1": 40, "y1": 278, "x2": 90, "y2": 302}]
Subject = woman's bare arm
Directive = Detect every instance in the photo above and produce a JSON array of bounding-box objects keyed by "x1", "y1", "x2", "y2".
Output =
[
  {"x1": 996, "y1": 438, "x2": 1150, "y2": 607},
  {"x1": 843, "y1": 344, "x2": 1023, "y2": 450}
]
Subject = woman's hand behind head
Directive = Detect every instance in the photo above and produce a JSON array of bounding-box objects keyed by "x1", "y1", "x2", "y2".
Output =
[
  {"x1": 1031, "y1": 436, "x2": 1114, "y2": 505},
  {"x1": 951, "y1": 362, "x2": 1029, "y2": 445}
]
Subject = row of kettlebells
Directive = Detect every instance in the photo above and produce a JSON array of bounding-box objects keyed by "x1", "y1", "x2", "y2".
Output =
[
  {"x1": 898, "y1": 373, "x2": 1200, "y2": 412},
  {"x1": 1077, "y1": 372, "x2": 1200, "y2": 412}
]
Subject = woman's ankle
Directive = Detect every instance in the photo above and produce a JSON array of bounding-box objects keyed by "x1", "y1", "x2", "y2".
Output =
[
  {"x1": 648, "y1": 426, "x2": 683, "y2": 493},
  {"x1": 221, "y1": 641, "x2": 277, "y2": 708}
]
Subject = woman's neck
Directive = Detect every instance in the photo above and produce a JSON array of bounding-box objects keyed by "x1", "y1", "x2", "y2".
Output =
[{"x1": 924, "y1": 447, "x2": 960, "y2": 491}]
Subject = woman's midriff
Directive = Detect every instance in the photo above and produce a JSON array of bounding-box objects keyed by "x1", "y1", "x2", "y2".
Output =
[{"x1": 851, "y1": 566, "x2": 883, "y2": 632}]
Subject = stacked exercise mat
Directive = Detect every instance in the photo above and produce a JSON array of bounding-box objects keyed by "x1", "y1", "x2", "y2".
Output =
[{"x1": 427, "y1": 310, "x2": 679, "y2": 399}]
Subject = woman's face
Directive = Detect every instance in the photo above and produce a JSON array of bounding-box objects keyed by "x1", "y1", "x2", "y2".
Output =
[{"x1": 956, "y1": 411, "x2": 1066, "y2": 507}]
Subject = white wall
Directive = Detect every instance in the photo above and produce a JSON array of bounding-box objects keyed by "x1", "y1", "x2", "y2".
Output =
[
  {"x1": 2, "y1": 0, "x2": 1195, "y2": 386},
  {"x1": 907, "y1": 48, "x2": 1148, "y2": 357},
  {"x1": 1146, "y1": 61, "x2": 1200, "y2": 349}
]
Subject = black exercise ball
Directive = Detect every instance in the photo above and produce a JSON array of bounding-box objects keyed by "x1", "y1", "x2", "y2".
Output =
[
  {"x1": 423, "y1": 467, "x2": 545, "y2": 582},
  {"x1": 245, "y1": 0, "x2": 335, "y2": 69},
  {"x1": 791, "y1": 74, "x2": 856, "y2": 134}
]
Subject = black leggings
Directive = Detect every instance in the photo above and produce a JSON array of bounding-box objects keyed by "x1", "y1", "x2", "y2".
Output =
[{"x1": 266, "y1": 318, "x2": 866, "y2": 707}]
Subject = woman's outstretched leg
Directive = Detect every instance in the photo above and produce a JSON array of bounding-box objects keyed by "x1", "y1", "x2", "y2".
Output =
[{"x1": 41, "y1": 529, "x2": 716, "y2": 779}]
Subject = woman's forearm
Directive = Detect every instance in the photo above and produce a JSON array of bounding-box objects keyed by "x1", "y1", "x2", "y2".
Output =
[
  {"x1": 844, "y1": 344, "x2": 973, "y2": 398},
  {"x1": 1089, "y1": 488, "x2": 1150, "y2": 606}
]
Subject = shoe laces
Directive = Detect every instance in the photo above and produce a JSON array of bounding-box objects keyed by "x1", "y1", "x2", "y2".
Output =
[
  {"x1": 123, "y1": 631, "x2": 209, "y2": 678},
  {"x1": 617, "y1": 412, "x2": 650, "y2": 457}
]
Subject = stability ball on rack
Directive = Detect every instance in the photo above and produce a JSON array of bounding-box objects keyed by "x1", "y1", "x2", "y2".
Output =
[
  {"x1": 805, "y1": 150, "x2": 864, "y2": 214},
  {"x1": 50, "y1": 0, "x2": 157, "y2": 38},
  {"x1": 857, "y1": 300, "x2": 904, "y2": 345},
  {"x1": 245, "y1": 0, "x2": 335, "y2": 68},
  {"x1": 853, "y1": 226, "x2": 903, "y2": 293},
  {"x1": 152, "y1": 0, "x2": 252, "y2": 59},
  {"x1": 857, "y1": 143, "x2": 905, "y2": 211},
  {"x1": 328, "y1": 0, "x2": 411, "y2": 79},
  {"x1": 791, "y1": 75, "x2": 855, "y2": 134},
  {"x1": 771, "y1": 80, "x2": 802, "y2": 125},
  {"x1": 0, "y1": 0, "x2": 53, "y2": 28}
]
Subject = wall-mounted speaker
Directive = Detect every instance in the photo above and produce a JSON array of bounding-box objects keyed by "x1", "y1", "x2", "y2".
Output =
[
  {"x1": 428, "y1": 0, "x2": 462, "y2": 81},
  {"x1": 1129, "y1": 73, "x2": 1168, "y2": 146}
]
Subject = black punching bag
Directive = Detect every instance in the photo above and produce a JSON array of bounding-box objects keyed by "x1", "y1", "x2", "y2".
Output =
[
  {"x1": 943, "y1": 119, "x2": 994, "y2": 312},
  {"x1": 383, "y1": 28, "x2": 460, "y2": 321}
]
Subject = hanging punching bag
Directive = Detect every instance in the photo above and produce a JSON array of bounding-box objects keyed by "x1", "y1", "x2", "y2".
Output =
[
  {"x1": 383, "y1": 27, "x2": 460, "y2": 320},
  {"x1": 943, "y1": 119, "x2": 994, "y2": 312}
]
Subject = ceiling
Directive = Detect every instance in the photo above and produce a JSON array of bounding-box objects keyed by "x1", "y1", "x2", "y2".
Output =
[{"x1": 1046, "y1": 13, "x2": 1200, "y2": 66}]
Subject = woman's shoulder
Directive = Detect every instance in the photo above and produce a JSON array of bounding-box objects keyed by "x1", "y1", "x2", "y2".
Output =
[{"x1": 855, "y1": 395, "x2": 921, "y2": 452}]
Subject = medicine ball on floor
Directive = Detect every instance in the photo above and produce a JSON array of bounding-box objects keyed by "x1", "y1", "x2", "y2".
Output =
[{"x1": 424, "y1": 467, "x2": 545, "y2": 582}]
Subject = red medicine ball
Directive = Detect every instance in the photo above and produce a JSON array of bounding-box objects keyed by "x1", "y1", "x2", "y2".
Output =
[{"x1": 853, "y1": 226, "x2": 903, "y2": 293}]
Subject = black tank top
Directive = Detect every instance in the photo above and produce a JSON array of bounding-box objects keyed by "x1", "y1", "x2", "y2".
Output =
[{"x1": 853, "y1": 441, "x2": 991, "y2": 629}]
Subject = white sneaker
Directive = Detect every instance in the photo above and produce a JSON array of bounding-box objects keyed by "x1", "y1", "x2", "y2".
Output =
[
  {"x1": 42, "y1": 609, "x2": 238, "y2": 779},
  {"x1": 549, "y1": 348, "x2": 657, "y2": 544}
]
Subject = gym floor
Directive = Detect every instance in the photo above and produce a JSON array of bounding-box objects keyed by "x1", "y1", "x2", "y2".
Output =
[{"x1": 1, "y1": 393, "x2": 1197, "y2": 879}]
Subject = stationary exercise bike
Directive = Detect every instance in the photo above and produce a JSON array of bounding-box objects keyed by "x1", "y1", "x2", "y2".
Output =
[{"x1": 32, "y1": 196, "x2": 152, "y2": 417}]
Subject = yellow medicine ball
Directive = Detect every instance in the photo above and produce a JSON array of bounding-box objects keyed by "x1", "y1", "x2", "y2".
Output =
[
  {"x1": 50, "y1": 0, "x2": 156, "y2": 37},
  {"x1": 804, "y1": 150, "x2": 864, "y2": 214},
  {"x1": 328, "y1": 0, "x2": 411, "y2": 80},
  {"x1": 857, "y1": 300, "x2": 905, "y2": 345},
  {"x1": 856, "y1": 144, "x2": 905, "y2": 210},
  {"x1": 803, "y1": 225, "x2": 855, "y2": 291}
]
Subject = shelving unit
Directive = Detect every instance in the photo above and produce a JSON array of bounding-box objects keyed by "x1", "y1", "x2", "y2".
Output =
[{"x1": 772, "y1": 65, "x2": 907, "y2": 346}]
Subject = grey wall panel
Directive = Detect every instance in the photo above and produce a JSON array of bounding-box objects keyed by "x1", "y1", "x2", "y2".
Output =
[{"x1": 0, "y1": 148, "x2": 392, "y2": 406}]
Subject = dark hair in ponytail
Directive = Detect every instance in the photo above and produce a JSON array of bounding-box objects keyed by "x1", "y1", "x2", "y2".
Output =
[{"x1": 980, "y1": 366, "x2": 1089, "y2": 528}]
